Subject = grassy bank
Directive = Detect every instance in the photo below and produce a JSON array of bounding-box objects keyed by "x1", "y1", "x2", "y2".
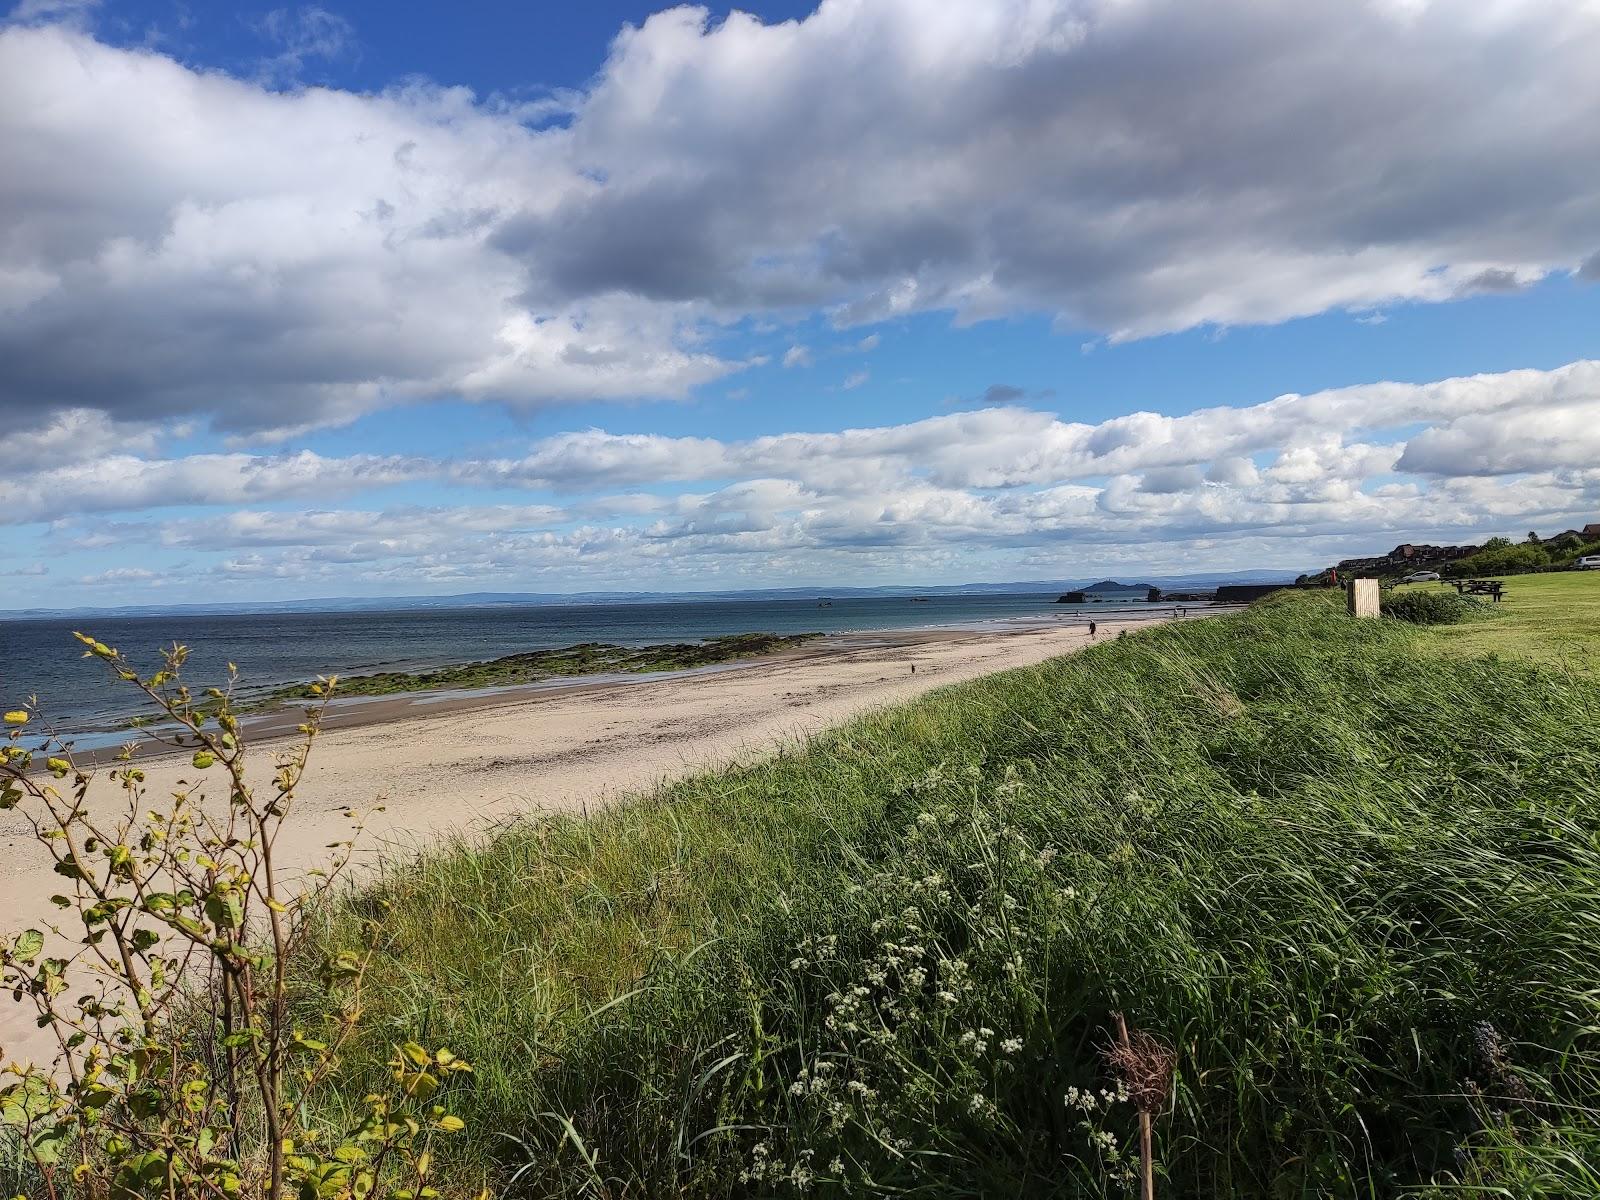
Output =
[
  {"x1": 263, "y1": 632, "x2": 823, "y2": 703},
  {"x1": 278, "y1": 595, "x2": 1600, "y2": 1197},
  {"x1": 1392, "y1": 571, "x2": 1600, "y2": 675}
]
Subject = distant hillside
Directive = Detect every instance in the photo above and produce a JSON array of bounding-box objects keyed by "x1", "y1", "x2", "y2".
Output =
[
  {"x1": 0, "y1": 569, "x2": 1307, "y2": 619},
  {"x1": 1304, "y1": 520, "x2": 1600, "y2": 583}
]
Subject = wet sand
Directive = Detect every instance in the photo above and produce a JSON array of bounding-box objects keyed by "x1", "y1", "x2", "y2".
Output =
[{"x1": 1, "y1": 611, "x2": 1198, "y2": 1067}]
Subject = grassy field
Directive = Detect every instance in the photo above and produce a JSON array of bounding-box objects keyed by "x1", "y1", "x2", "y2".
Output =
[
  {"x1": 1391, "y1": 570, "x2": 1600, "y2": 674},
  {"x1": 243, "y1": 593, "x2": 1600, "y2": 1198}
]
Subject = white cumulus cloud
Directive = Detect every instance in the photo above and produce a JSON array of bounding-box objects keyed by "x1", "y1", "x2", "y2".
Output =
[
  {"x1": 5, "y1": 3, "x2": 1600, "y2": 436},
  {"x1": 18, "y1": 361, "x2": 1600, "y2": 590}
]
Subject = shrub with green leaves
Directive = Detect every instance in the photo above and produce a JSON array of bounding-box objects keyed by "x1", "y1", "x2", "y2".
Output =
[
  {"x1": 1381, "y1": 588, "x2": 1490, "y2": 624},
  {"x1": 0, "y1": 638, "x2": 487, "y2": 1200}
]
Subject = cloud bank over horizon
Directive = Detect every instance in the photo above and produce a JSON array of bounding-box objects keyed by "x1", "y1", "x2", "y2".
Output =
[{"x1": 23, "y1": 361, "x2": 1600, "y2": 596}]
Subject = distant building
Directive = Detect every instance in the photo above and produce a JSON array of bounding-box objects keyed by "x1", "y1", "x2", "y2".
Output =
[
  {"x1": 1320, "y1": 519, "x2": 1600, "y2": 581},
  {"x1": 1333, "y1": 542, "x2": 1482, "y2": 576}
]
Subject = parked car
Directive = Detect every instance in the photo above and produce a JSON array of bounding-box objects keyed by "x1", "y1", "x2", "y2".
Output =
[
  {"x1": 1400, "y1": 571, "x2": 1442, "y2": 583},
  {"x1": 1577, "y1": 555, "x2": 1600, "y2": 570}
]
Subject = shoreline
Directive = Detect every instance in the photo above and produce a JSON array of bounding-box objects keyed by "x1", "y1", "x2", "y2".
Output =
[
  {"x1": 61, "y1": 605, "x2": 1218, "y2": 760},
  {"x1": 1, "y1": 609, "x2": 1208, "y2": 1067}
]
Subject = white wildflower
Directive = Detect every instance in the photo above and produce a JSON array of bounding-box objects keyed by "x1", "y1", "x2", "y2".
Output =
[{"x1": 1064, "y1": 1086, "x2": 1099, "y2": 1112}]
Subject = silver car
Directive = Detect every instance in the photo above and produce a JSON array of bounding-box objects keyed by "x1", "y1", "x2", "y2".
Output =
[{"x1": 1401, "y1": 571, "x2": 1442, "y2": 583}]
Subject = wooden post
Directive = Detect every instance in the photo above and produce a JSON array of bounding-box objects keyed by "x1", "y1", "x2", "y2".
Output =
[
  {"x1": 1347, "y1": 577, "x2": 1379, "y2": 618},
  {"x1": 1113, "y1": 1013, "x2": 1156, "y2": 1200}
]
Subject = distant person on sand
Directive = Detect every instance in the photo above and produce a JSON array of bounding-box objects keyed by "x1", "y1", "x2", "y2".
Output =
[
  {"x1": 1089, "y1": 620, "x2": 1097, "y2": 637},
  {"x1": 910, "y1": 662, "x2": 916, "y2": 675}
]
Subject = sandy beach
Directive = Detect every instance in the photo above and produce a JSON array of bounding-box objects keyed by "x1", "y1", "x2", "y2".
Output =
[{"x1": 1, "y1": 613, "x2": 1181, "y2": 1066}]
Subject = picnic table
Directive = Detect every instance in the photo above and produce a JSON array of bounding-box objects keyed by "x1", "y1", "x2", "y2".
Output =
[{"x1": 1451, "y1": 578, "x2": 1507, "y2": 601}]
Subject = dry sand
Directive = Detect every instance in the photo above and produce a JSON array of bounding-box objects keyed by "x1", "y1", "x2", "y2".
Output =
[{"x1": 1, "y1": 613, "x2": 1178, "y2": 1066}]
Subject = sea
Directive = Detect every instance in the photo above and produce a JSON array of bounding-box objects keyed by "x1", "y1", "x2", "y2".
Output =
[{"x1": 0, "y1": 592, "x2": 1163, "y2": 739}]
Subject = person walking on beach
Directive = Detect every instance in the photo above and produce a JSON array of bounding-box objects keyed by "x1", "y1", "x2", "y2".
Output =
[{"x1": 1089, "y1": 620, "x2": 1097, "y2": 638}]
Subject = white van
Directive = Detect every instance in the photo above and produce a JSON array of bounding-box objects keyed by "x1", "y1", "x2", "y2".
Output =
[{"x1": 1577, "y1": 555, "x2": 1600, "y2": 570}]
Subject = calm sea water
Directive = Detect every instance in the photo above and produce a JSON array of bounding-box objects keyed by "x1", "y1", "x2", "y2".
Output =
[{"x1": 0, "y1": 593, "x2": 1150, "y2": 734}]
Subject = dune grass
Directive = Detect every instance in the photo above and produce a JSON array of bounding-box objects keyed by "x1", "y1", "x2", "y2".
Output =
[
  {"x1": 1393, "y1": 571, "x2": 1600, "y2": 675},
  {"x1": 274, "y1": 594, "x2": 1600, "y2": 1197}
]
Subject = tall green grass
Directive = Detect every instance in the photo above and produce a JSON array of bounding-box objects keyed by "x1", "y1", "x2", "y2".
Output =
[{"x1": 291, "y1": 597, "x2": 1600, "y2": 1197}]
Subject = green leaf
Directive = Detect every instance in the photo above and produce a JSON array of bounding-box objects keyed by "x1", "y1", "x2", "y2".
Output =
[
  {"x1": 29, "y1": 1120, "x2": 70, "y2": 1165},
  {"x1": 204, "y1": 890, "x2": 244, "y2": 931},
  {"x1": 12, "y1": 929, "x2": 43, "y2": 964},
  {"x1": 396, "y1": 1070, "x2": 438, "y2": 1100}
]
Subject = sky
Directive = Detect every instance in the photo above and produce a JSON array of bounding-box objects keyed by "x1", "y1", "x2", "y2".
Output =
[{"x1": 3, "y1": 0, "x2": 1600, "y2": 607}]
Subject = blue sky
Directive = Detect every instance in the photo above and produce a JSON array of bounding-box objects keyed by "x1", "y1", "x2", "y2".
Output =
[{"x1": 3, "y1": 0, "x2": 1600, "y2": 606}]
